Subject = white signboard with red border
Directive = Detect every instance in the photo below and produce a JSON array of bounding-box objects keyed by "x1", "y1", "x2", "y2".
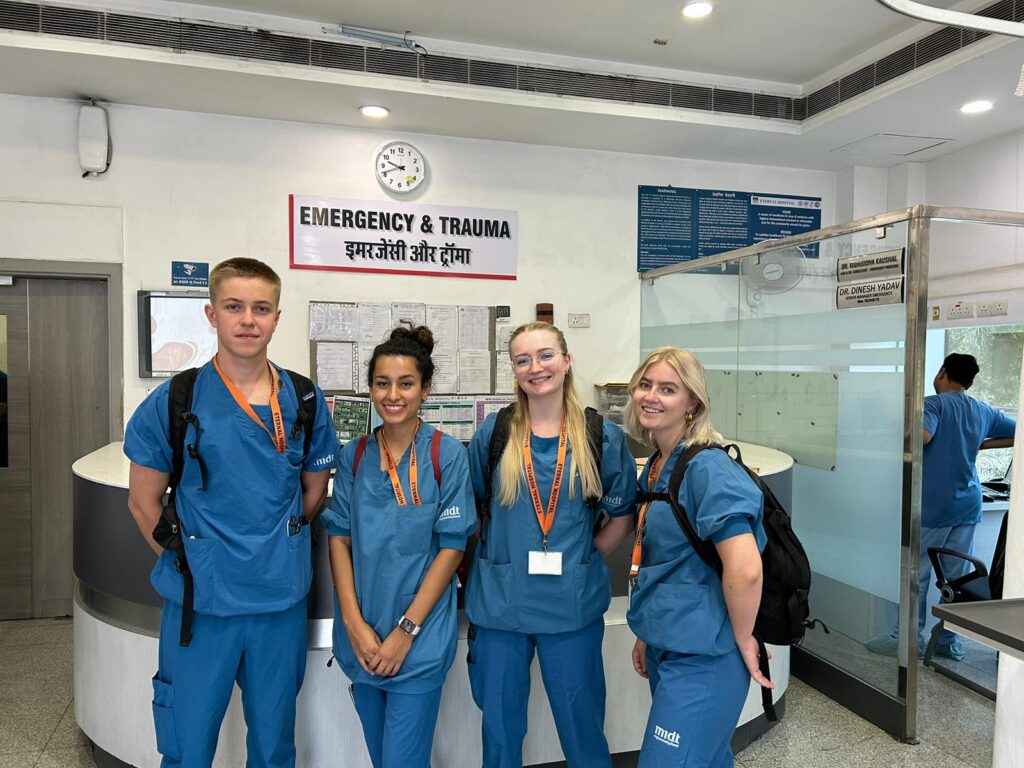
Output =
[{"x1": 289, "y1": 194, "x2": 518, "y2": 280}]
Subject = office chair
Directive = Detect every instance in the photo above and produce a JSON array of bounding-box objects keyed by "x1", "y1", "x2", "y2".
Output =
[{"x1": 922, "y1": 510, "x2": 1008, "y2": 701}]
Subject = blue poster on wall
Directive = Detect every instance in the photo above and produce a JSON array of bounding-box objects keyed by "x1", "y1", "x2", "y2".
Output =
[
  {"x1": 171, "y1": 261, "x2": 210, "y2": 287},
  {"x1": 637, "y1": 186, "x2": 821, "y2": 273}
]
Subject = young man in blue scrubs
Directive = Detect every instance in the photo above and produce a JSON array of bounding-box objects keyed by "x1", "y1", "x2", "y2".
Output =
[
  {"x1": 125, "y1": 258, "x2": 337, "y2": 767},
  {"x1": 867, "y1": 352, "x2": 1015, "y2": 660}
]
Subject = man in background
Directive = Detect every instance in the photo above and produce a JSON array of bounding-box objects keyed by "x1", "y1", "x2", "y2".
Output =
[{"x1": 867, "y1": 352, "x2": 1015, "y2": 660}]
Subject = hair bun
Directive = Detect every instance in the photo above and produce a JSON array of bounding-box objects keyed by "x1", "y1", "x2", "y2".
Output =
[{"x1": 390, "y1": 324, "x2": 435, "y2": 355}]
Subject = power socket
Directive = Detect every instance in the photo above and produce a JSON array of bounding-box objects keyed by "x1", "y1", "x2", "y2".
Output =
[
  {"x1": 946, "y1": 302, "x2": 976, "y2": 320},
  {"x1": 977, "y1": 300, "x2": 1009, "y2": 318},
  {"x1": 567, "y1": 313, "x2": 591, "y2": 328}
]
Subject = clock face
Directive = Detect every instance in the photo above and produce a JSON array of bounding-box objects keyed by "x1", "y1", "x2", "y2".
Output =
[{"x1": 375, "y1": 141, "x2": 426, "y2": 193}]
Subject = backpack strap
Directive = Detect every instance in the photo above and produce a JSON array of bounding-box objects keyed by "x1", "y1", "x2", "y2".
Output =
[
  {"x1": 352, "y1": 434, "x2": 371, "y2": 476},
  {"x1": 478, "y1": 404, "x2": 516, "y2": 541},
  {"x1": 583, "y1": 406, "x2": 604, "y2": 510},
  {"x1": 352, "y1": 429, "x2": 443, "y2": 487},
  {"x1": 665, "y1": 442, "x2": 724, "y2": 574},
  {"x1": 283, "y1": 369, "x2": 317, "y2": 459},
  {"x1": 431, "y1": 429, "x2": 443, "y2": 487},
  {"x1": 163, "y1": 367, "x2": 200, "y2": 647}
]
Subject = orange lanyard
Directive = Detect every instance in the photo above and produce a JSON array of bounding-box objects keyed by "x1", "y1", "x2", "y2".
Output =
[
  {"x1": 630, "y1": 453, "x2": 663, "y2": 582},
  {"x1": 523, "y1": 417, "x2": 567, "y2": 551},
  {"x1": 213, "y1": 355, "x2": 286, "y2": 453},
  {"x1": 378, "y1": 421, "x2": 421, "y2": 507}
]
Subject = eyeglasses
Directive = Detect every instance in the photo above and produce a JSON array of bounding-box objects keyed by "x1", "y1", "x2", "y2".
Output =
[{"x1": 511, "y1": 350, "x2": 564, "y2": 369}]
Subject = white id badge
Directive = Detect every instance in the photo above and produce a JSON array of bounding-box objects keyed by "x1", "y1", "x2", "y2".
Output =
[{"x1": 528, "y1": 550, "x2": 563, "y2": 576}]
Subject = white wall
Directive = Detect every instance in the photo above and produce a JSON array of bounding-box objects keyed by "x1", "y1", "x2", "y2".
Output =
[{"x1": 0, "y1": 93, "x2": 836, "y2": 425}]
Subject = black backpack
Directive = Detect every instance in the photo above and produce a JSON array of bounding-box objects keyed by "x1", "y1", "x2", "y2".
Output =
[
  {"x1": 641, "y1": 442, "x2": 814, "y2": 721},
  {"x1": 476, "y1": 404, "x2": 605, "y2": 538},
  {"x1": 153, "y1": 366, "x2": 318, "y2": 647}
]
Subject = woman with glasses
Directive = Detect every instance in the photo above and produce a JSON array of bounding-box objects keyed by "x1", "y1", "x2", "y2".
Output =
[
  {"x1": 625, "y1": 347, "x2": 769, "y2": 767},
  {"x1": 465, "y1": 321, "x2": 637, "y2": 767}
]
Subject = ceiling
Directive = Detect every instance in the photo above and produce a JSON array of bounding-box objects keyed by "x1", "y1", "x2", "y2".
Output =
[
  {"x1": 195, "y1": 0, "x2": 970, "y2": 84},
  {"x1": 2, "y1": 0, "x2": 1024, "y2": 170}
]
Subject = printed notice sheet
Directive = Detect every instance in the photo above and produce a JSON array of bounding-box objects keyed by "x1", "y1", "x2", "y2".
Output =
[
  {"x1": 309, "y1": 302, "x2": 358, "y2": 342},
  {"x1": 314, "y1": 342, "x2": 354, "y2": 391}
]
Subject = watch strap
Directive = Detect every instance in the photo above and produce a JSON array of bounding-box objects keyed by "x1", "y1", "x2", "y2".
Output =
[{"x1": 398, "y1": 615, "x2": 421, "y2": 637}]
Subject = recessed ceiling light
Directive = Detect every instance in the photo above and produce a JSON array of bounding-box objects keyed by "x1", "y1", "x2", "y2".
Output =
[
  {"x1": 359, "y1": 105, "x2": 390, "y2": 118},
  {"x1": 960, "y1": 100, "x2": 993, "y2": 114},
  {"x1": 682, "y1": 1, "x2": 714, "y2": 18}
]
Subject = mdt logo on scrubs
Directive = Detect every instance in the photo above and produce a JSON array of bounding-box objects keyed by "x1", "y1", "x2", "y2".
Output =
[
  {"x1": 653, "y1": 725, "x2": 681, "y2": 748},
  {"x1": 438, "y1": 506, "x2": 461, "y2": 521},
  {"x1": 312, "y1": 454, "x2": 335, "y2": 468}
]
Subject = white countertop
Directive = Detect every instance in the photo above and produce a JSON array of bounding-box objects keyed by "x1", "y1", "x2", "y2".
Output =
[
  {"x1": 74, "y1": 438, "x2": 795, "y2": 490},
  {"x1": 73, "y1": 441, "x2": 131, "y2": 489}
]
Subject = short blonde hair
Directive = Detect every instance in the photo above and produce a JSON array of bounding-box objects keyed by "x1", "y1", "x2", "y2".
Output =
[
  {"x1": 209, "y1": 258, "x2": 281, "y2": 305},
  {"x1": 624, "y1": 346, "x2": 723, "y2": 450}
]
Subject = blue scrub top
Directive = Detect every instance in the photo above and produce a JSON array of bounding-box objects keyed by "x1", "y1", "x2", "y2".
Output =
[
  {"x1": 323, "y1": 422, "x2": 477, "y2": 694},
  {"x1": 922, "y1": 391, "x2": 1015, "y2": 528},
  {"x1": 465, "y1": 413, "x2": 637, "y2": 635},
  {"x1": 124, "y1": 360, "x2": 339, "y2": 616},
  {"x1": 627, "y1": 442, "x2": 766, "y2": 657}
]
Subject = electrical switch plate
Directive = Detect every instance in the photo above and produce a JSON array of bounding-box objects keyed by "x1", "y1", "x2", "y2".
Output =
[
  {"x1": 946, "y1": 302, "x2": 975, "y2": 320},
  {"x1": 977, "y1": 300, "x2": 1008, "y2": 318},
  {"x1": 567, "y1": 313, "x2": 591, "y2": 328}
]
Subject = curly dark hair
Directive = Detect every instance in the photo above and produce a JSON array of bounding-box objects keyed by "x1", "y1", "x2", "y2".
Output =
[{"x1": 366, "y1": 324, "x2": 436, "y2": 387}]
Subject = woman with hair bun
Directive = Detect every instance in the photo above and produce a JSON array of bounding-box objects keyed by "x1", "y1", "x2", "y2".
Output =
[{"x1": 323, "y1": 324, "x2": 476, "y2": 768}]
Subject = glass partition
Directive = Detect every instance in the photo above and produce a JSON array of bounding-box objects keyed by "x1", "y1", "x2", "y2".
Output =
[{"x1": 639, "y1": 206, "x2": 1024, "y2": 741}]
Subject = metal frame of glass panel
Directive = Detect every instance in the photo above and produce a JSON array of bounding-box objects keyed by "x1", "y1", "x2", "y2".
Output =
[{"x1": 638, "y1": 205, "x2": 1024, "y2": 742}]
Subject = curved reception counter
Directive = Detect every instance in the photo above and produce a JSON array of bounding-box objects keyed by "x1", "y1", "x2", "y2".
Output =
[{"x1": 73, "y1": 441, "x2": 793, "y2": 767}]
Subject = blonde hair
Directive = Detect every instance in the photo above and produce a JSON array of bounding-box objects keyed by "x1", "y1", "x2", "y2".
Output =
[
  {"x1": 209, "y1": 258, "x2": 282, "y2": 305},
  {"x1": 496, "y1": 322, "x2": 602, "y2": 506},
  {"x1": 624, "y1": 346, "x2": 723, "y2": 451}
]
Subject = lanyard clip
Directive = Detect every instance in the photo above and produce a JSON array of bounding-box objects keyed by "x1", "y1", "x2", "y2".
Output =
[{"x1": 542, "y1": 536, "x2": 549, "y2": 553}]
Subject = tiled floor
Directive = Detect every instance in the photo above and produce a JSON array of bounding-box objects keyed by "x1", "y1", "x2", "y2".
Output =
[{"x1": 0, "y1": 617, "x2": 997, "y2": 767}]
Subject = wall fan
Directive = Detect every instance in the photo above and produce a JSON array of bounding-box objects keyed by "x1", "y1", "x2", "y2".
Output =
[{"x1": 740, "y1": 246, "x2": 806, "y2": 306}]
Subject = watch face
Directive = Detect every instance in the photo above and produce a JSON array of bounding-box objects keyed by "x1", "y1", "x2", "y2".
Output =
[{"x1": 375, "y1": 142, "x2": 426, "y2": 193}]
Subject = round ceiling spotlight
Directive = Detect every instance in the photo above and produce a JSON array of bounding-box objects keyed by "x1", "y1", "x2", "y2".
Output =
[
  {"x1": 959, "y1": 100, "x2": 993, "y2": 114},
  {"x1": 359, "y1": 105, "x2": 390, "y2": 118},
  {"x1": 682, "y1": 1, "x2": 714, "y2": 18}
]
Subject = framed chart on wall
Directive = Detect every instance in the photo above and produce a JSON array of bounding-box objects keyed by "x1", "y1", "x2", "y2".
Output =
[{"x1": 137, "y1": 290, "x2": 217, "y2": 377}]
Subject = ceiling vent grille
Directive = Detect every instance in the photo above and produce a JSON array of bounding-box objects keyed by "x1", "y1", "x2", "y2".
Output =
[{"x1": 0, "y1": 0, "x2": 1015, "y2": 124}]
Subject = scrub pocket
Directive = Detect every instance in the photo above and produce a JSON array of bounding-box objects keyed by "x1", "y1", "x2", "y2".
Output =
[
  {"x1": 631, "y1": 583, "x2": 712, "y2": 655},
  {"x1": 181, "y1": 536, "x2": 218, "y2": 615},
  {"x1": 397, "y1": 503, "x2": 437, "y2": 557},
  {"x1": 288, "y1": 522, "x2": 313, "y2": 602},
  {"x1": 466, "y1": 558, "x2": 518, "y2": 631},
  {"x1": 151, "y1": 674, "x2": 181, "y2": 761},
  {"x1": 574, "y1": 559, "x2": 612, "y2": 628}
]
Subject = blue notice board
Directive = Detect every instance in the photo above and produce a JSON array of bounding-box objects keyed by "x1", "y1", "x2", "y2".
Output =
[
  {"x1": 171, "y1": 260, "x2": 210, "y2": 287},
  {"x1": 637, "y1": 186, "x2": 822, "y2": 273}
]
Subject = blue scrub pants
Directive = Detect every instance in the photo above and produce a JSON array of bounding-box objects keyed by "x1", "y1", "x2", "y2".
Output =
[
  {"x1": 467, "y1": 618, "x2": 610, "y2": 768},
  {"x1": 152, "y1": 599, "x2": 307, "y2": 768},
  {"x1": 638, "y1": 646, "x2": 749, "y2": 768},
  {"x1": 349, "y1": 683, "x2": 443, "y2": 768},
  {"x1": 920, "y1": 523, "x2": 976, "y2": 645}
]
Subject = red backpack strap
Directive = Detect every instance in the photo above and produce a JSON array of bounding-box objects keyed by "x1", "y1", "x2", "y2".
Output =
[
  {"x1": 352, "y1": 434, "x2": 370, "y2": 476},
  {"x1": 431, "y1": 429, "x2": 443, "y2": 487}
]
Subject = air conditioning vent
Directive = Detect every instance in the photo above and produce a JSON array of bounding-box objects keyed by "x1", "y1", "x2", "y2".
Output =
[
  {"x1": 468, "y1": 60, "x2": 518, "y2": 90},
  {"x1": 421, "y1": 55, "x2": 469, "y2": 84},
  {"x1": 876, "y1": 43, "x2": 916, "y2": 85},
  {"x1": 0, "y1": 0, "x2": 1014, "y2": 124},
  {"x1": 0, "y1": 0, "x2": 39, "y2": 32},
  {"x1": 41, "y1": 4, "x2": 99, "y2": 38},
  {"x1": 916, "y1": 27, "x2": 962, "y2": 66},
  {"x1": 106, "y1": 13, "x2": 179, "y2": 50},
  {"x1": 311, "y1": 39, "x2": 364, "y2": 71}
]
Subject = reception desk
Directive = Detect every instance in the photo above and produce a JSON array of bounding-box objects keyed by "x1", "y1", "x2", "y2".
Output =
[{"x1": 73, "y1": 441, "x2": 793, "y2": 767}]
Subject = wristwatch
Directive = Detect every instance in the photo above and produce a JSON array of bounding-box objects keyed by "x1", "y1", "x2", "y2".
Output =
[{"x1": 398, "y1": 615, "x2": 421, "y2": 637}]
